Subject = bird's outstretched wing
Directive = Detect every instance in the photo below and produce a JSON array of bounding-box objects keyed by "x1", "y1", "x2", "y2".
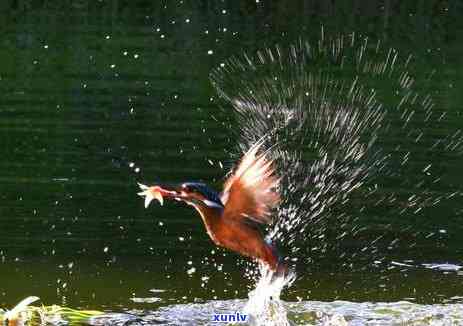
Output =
[{"x1": 220, "y1": 142, "x2": 280, "y2": 225}]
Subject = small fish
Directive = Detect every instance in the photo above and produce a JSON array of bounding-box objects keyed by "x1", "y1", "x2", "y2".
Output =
[{"x1": 137, "y1": 183, "x2": 164, "y2": 207}]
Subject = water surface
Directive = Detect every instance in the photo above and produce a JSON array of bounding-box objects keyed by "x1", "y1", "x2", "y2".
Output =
[{"x1": 1, "y1": 1, "x2": 463, "y2": 325}]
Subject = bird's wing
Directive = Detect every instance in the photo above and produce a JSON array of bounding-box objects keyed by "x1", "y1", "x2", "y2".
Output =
[{"x1": 220, "y1": 142, "x2": 280, "y2": 225}]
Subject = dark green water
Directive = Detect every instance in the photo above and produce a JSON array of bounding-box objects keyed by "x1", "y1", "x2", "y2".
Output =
[{"x1": 1, "y1": 1, "x2": 463, "y2": 325}]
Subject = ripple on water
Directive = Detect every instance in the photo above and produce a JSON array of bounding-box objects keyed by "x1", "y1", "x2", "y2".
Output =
[{"x1": 87, "y1": 300, "x2": 463, "y2": 325}]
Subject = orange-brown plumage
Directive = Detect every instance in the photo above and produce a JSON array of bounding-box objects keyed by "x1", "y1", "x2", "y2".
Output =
[
  {"x1": 138, "y1": 142, "x2": 284, "y2": 272},
  {"x1": 221, "y1": 143, "x2": 280, "y2": 225}
]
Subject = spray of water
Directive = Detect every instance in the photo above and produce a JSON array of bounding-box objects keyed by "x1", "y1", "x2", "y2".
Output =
[
  {"x1": 211, "y1": 31, "x2": 462, "y2": 325},
  {"x1": 243, "y1": 264, "x2": 296, "y2": 326}
]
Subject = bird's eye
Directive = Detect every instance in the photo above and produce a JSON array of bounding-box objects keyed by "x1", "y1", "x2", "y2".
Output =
[{"x1": 182, "y1": 184, "x2": 194, "y2": 192}]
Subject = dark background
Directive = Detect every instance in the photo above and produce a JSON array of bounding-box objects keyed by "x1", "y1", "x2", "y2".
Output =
[{"x1": 0, "y1": 0, "x2": 462, "y2": 313}]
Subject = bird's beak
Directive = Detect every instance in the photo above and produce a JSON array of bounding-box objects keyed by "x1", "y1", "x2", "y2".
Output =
[{"x1": 137, "y1": 183, "x2": 177, "y2": 208}]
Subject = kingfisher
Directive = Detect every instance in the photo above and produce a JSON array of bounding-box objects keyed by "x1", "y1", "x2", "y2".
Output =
[{"x1": 138, "y1": 142, "x2": 287, "y2": 275}]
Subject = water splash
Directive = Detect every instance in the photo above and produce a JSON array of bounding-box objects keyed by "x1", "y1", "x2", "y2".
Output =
[
  {"x1": 211, "y1": 32, "x2": 463, "y2": 265},
  {"x1": 210, "y1": 31, "x2": 463, "y2": 323},
  {"x1": 83, "y1": 299, "x2": 463, "y2": 325},
  {"x1": 243, "y1": 264, "x2": 296, "y2": 326},
  {"x1": 211, "y1": 35, "x2": 393, "y2": 264}
]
